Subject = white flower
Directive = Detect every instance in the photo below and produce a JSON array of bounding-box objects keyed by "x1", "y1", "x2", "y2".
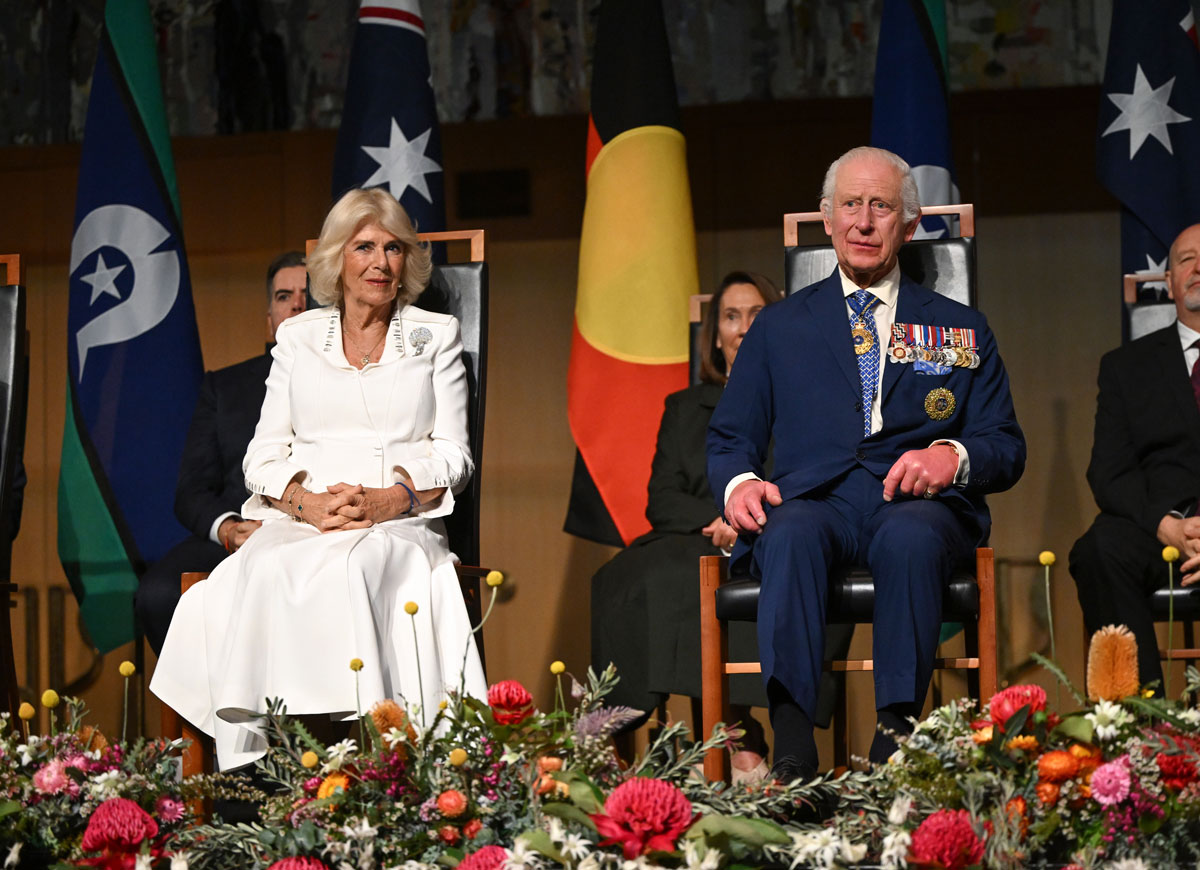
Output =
[
  {"x1": 546, "y1": 817, "x2": 566, "y2": 844},
  {"x1": 88, "y1": 770, "x2": 123, "y2": 799},
  {"x1": 790, "y1": 829, "x2": 838, "y2": 870},
  {"x1": 1178, "y1": 708, "x2": 1200, "y2": 727},
  {"x1": 576, "y1": 856, "x2": 603, "y2": 870},
  {"x1": 135, "y1": 854, "x2": 153, "y2": 870},
  {"x1": 1086, "y1": 700, "x2": 1132, "y2": 742},
  {"x1": 16, "y1": 736, "x2": 42, "y2": 765},
  {"x1": 505, "y1": 842, "x2": 538, "y2": 870},
  {"x1": 169, "y1": 852, "x2": 190, "y2": 870},
  {"x1": 4, "y1": 843, "x2": 22, "y2": 869},
  {"x1": 561, "y1": 832, "x2": 593, "y2": 862},
  {"x1": 886, "y1": 793, "x2": 912, "y2": 826},
  {"x1": 322, "y1": 738, "x2": 360, "y2": 773},
  {"x1": 342, "y1": 817, "x2": 379, "y2": 841},
  {"x1": 382, "y1": 727, "x2": 409, "y2": 749},
  {"x1": 839, "y1": 839, "x2": 867, "y2": 864},
  {"x1": 1105, "y1": 860, "x2": 1148, "y2": 870},
  {"x1": 880, "y1": 829, "x2": 911, "y2": 870}
]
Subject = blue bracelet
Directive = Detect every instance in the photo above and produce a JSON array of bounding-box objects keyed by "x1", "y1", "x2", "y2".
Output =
[{"x1": 394, "y1": 481, "x2": 417, "y2": 515}]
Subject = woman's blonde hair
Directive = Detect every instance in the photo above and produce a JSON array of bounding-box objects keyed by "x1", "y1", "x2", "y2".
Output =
[{"x1": 307, "y1": 188, "x2": 434, "y2": 307}]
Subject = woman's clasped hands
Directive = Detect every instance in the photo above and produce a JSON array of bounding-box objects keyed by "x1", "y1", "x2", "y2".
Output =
[{"x1": 301, "y1": 480, "x2": 447, "y2": 532}]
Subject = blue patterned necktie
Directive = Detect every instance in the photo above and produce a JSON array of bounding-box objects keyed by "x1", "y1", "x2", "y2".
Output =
[{"x1": 847, "y1": 290, "x2": 881, "y2": 437}]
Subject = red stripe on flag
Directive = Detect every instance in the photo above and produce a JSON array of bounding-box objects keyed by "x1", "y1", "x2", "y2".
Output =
[
  {"x1": 359, "y1": 6, "x2": 424, "y2": 29},
  {"x1": 585, "y1": 115, "x2": 603, "y2": 176},
  {"x1": 567, "y1": 322, "x2": 689, "y2": 544}
]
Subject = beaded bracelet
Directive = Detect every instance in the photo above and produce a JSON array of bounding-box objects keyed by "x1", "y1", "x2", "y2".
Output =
[
  {"x1": 296, "y1": 490, "x2": 306, "y2": 522},
  {"x1": 394, "y1": 481, "x2": 417, "y2": 515}
]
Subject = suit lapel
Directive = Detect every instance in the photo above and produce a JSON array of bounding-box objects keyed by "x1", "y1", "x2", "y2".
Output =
[
  {"x1": 879, "y1": 277, "x2": 932, "y2": 406},
  {"x1": 1153, "y1": 326, "x2": 1200, "y2": 442},
  {"x1": 806, "y1": 271, "x2": 860, "y2": 395}
]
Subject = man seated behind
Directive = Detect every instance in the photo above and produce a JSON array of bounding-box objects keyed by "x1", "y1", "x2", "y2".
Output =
[
  {"x1": 707, "y1": 145, "x2": 1025, "y2": 781},
  {"x1": 135, "y1": 251, "x2": 307, "y2": 654},
  {"x1": 1071, "y1": 222, "x2": 1200, "y2": 688}
]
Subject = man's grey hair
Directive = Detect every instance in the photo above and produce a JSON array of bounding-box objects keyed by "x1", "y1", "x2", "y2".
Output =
[{"x1": 819, "y1": 146, "x2": 921, "y2": 223}]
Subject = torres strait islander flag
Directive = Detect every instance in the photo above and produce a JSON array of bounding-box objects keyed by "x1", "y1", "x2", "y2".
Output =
[
  {"x1": 1097, "y1": 0, "x2": 1200, "y2": 307},
  {"x1": 59, "y1": 0, "x2": 202, "y2": 651},
  {"x1": 870, "y1": 0, "x2": 959, "y2": 239},
  {"x1": 332, "y1": 0, "x2": 446, "y2": 236},
  {"x1": 564, "y1": 0, "x2": 698, "y2": 546}
]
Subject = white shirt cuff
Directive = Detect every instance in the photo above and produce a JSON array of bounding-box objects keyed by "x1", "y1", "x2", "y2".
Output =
[
  {"x1": 723, "y1": 472, "x2": 762, "y2": 511},
  {"x1": 208, "y1": 511, "x2": 240, "y2": 545}
]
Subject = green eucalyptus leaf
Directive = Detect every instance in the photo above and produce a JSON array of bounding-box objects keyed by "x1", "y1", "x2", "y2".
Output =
[
  {"x1": 1050, "y1": 714, "x2": 1094, "y2": 743},
  {"x1": 517, "y1": 830, "x2": 565, "y2": 862},
  {"x1": 542, "y1": 800, "x2": 599, "y2": 831},
  {"x1": 685, "y1": 814, "x2": 790, "y2": 848}
]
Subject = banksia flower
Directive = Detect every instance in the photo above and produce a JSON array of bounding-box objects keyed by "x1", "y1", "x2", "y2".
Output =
[{"x1": 1087, "y1": 624, "x2": 1140, "y2": 701}]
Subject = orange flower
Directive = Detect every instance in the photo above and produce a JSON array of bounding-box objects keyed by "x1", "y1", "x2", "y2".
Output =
[
  {"x1": 77, "y1": 725, "x2": 109, "y2": 754},
  {"x1": 464, "y1": 818, "x2": 483, "y2": 840},
  {"x1": 972, "y1": 725, "x2": 994, "y2": 744},
  {"x1": 1005, "y1": 796, "x2": 1028, "y2": 840},
  {"x1": 1035, "y1": 781, "x2": 1060, "y2": 806},
  {"x1": 1006, "y1": 735, "x2": 1039, "y2": 753},
  {"x1": 317, "y1": 772, "x2": 351, "y2": 800},
  {"x1": 1037, "y1": 750, "x2": 1080, "y2": 784},
  {"x1": 535, "y1": 755, "x2": 569, "y2": 797},
  {"x1": 1068, "y1": 743, "x2": 1102, "y2": 760},
  {"x1": 370, "y1": 699, "x2": 417, "y2": 760},
  {"x1": 437, "y1": 789, "x2": 468, "y2": 818}
]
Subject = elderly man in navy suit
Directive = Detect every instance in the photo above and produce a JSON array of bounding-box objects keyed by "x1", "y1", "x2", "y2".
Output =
[
  {"x1": 135, "y1": 251, "x2": 307, "y2": 654},
  {"x1": 707, "y1": 146, "x2": 1025, "y2": 780}
]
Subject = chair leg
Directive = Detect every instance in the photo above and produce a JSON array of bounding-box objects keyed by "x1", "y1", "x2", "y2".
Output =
[
  {"x1": 832, "y1": 673, "x2": 849, "y2": 768},
  {"x1": 975, "y1": 547, "x2": 997, "y2": 701},
  {"x1": 700, "y1": 555, "x2": 730, "y2": 782}
]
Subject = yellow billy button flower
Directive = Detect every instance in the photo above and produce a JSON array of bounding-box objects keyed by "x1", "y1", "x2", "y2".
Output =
[
  {"x1": 1164, "y1": 546, "x2": 1181, "y2": 563},
  {"x1": 349, "y1": 658, "x2": 364, "y2": 672},
  {"x1": 449, "y1": 747, "x2": 468, "y2": 767},
  {"x1": 41, "y1": 690, "x2": 60, "y2": 709},
  {"x1": 1143, "y1": 688, "x2": 1156, "y2": 698},
  {"x1": 301, "y1": 750, "x2": 319, "y2": 769},
  {"x1": 404, "y1": 601, "x2": 419, "y2": 615},
  {"x1": 1038, "y1": 551, "x2": 1055, "y2": 566},
  {"x1": 550, "y1": 661, "x2": 565, "y2": 675},
  {"x1": 119, "y1": 661, "x2": 136, "y2": 678},
  {"x1": 438, "y1": 700, "x2": 448, "y2": 710},
  {"x1": 17, "y1": 702, "x2": 34, "y2": 721},
  {"x1": 485, "y1": 570, "x2": 504, "y2": 588}
]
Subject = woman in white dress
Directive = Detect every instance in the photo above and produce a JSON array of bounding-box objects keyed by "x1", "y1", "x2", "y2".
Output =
[{"x1": 151, "y1": 188, "x2": 488, "y2": 769}]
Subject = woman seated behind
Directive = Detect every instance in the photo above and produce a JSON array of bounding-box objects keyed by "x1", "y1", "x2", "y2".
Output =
[
  {"x1": 590, "y1": 271, "x2": 781, "y2": 774},
  {"x1": 151, "y1": 188, "x2": 487, "y2": 769}
]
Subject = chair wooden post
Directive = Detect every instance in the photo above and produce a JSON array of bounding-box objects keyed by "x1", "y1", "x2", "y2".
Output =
[
  {"x1": 976, "y1": 548, "x2": 997, "y2": 701},
  {"x1": 161, "y1": 573, "x2": 214, "y2": 784},
  {"x1": 700, "y1": 555, "x2": 730, "y2": 782}
]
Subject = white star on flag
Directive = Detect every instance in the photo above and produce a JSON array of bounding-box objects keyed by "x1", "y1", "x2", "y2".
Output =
[
  {"x1": 361, "y1": 118, "x2": 442, "y2": 204},
  {"x1": 81, "y1": 252, "x2": 126, "y2": 304},
  {"x1": 1135, "y1": 253, "x2": 1169, "y2": 296},
  {"x1": 1102, "y1": 64, "x2": 1192, "y2": 158}
]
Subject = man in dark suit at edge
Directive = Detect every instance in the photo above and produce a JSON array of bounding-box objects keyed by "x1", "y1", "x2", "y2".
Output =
[
  {"x1": 707, "y1": 146, "x2": 1025, "y2": 781},
  {"x1": 1071, "y1": 223, "x2": 1200, "y2": 688},
  {"x1": 135, "y1": 251, "x2": 307, "y2": 654}
]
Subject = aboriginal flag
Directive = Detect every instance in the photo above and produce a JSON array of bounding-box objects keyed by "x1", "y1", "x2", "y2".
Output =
[
  {"x1": 564, "y1": 0, "x2": 698, "y2": 546},
  {"x1": 58, "y1": 0, "x2": 203, "y2": 651}
]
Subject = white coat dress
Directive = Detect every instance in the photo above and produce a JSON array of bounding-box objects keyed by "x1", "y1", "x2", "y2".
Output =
[{"x1": 150, "y1": 303, "x2": 488, "y2": 769}]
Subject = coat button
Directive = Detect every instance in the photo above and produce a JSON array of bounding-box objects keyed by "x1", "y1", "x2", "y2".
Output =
[
  {"x1": 855, "y1": 450, "x2": 866, "y2": 461},
  {"x1": 854, "y1": 401, "x2": 862, "y2": 412}
]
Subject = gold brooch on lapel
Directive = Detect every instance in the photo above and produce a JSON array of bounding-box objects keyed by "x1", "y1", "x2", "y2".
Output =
[{"x1": 924, "y1": 387, "x2": 956, "y2": 421}]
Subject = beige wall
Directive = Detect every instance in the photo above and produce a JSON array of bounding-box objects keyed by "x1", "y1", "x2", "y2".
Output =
[{"x1": 1, "y1": 129, "x2": 1163, "y2": 765}]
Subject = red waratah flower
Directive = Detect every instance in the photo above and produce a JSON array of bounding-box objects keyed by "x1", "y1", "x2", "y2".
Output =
[
  {"x1": 80, "y1": 798, "x2": 160, "y2": 854},
  {"x1": 266, "y1": 858, "x2": 330, "y2": 870},
  {"x1": 487, "y1": 680, "x2": 534, "y2": 725},
  {"x1": 988, "y1": 684, "x2": 1047, "y2": 732},
  {"x1": 909, "y1": 809, "x2": 986, "y2": 870},
  {"x1": 437, "y1": 789, "x2": 468, "y2": 818},
  {"x1": 590, "y1": 777, "x2": 697, "y2": 859},
  {"x1": 464, "y1": 818, "x2": 483, "y2": 840},
  {"x1": 1158, "y1": 752, "x2": 1199, "y2": 791},
  {"x1": 457, "y1": 845, "x2": 507, "y2": 870}
]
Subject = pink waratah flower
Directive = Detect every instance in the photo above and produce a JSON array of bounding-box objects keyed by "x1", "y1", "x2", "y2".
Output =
[
  {"x1": 487, "y1": 680, "x2": 534, "y2": 725},
  {"x1": 457, "y1": 845, "x2": 507, "y2": 870},
  {"x1": 909, "y1": 809, "x2": 986, "y2": 870},
  {"x1": 590, "y1": 777, "x2": 697, "y2": 859},
  {"x1": 988, "y1": 684, "x2": 1047, "y2": 731},
  {"x1": 33, "y1": 759, "x2": 75, "y2": 796},
  {"x1": 154, "y1": 795, "x2": 186, "y2": 823},
  {"x1": 266, "y1": 859, "x2": 330, "y2": 870},
  {"x1": 80, "y1": 798, "x2": 159, "y2": 854},
  {"x1": 1091, "y1": 757, "x2": 1132, "y2": 807}
]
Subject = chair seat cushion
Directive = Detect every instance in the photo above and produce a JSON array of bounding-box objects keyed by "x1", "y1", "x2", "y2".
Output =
[
  {"x1": 1149, "y1": 586, "x2": 1200, "y2": 621},
  {"x1": 715, "y1": 568, "x2": 980, "y2": 624}
]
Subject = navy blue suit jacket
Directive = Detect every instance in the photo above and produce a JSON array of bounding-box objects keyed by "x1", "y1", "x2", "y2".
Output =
[{"x1": 707, "y1": 269, "x2": 1025, "y2": 561}]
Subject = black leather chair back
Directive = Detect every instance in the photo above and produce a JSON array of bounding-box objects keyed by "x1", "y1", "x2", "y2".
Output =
[
  {"x1": 414, "y1": 262, "x2": 488, "y2": 566},
  {"x1": 785, "y1": 237, "x2": 977, "y2": 306}
]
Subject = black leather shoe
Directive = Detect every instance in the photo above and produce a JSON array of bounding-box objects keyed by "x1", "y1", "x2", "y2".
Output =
[{"x1": 768, "y1": 754, "x2": 816, "y2": 784}]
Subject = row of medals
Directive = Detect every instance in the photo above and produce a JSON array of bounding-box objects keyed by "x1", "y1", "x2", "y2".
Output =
[{"x1": 851, "y1": 318, "x2": 980, "y2": 369}]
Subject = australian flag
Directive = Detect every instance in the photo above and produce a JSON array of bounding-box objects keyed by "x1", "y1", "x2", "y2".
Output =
[
  {"x1": 870, "y1": 0, "x2": 959, "y2": 239},
  {"x1": 332, "y1": 0, "x2": 446, "y2": 235},
  {"x1": 1098, "y1": 0, "x2": 1200, "y2": 306}
]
